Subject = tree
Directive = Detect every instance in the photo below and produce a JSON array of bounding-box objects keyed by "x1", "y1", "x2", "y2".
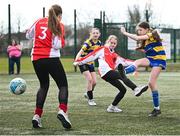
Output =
[
  {"x1": 0, "y1": 21, "x2": 4, "y2": 40},
  {"x1": 127, "y1": 1, "x2": 153, "y2": 24},
  {"x1": 64, "y1": 25, "x2": 73, "y2": 46},
  {"x1": 77, "y1": 23, "x2": 91, "y2": 48},
  {"x1": 17, "y1": 16, "x2": 21, "y2": 44},
  {"x1": 144, "y1": 0, "x2": 153, "y2": 22},
  {"x1": 127, "y1": 5, "x2": 141, "y2": 25}
]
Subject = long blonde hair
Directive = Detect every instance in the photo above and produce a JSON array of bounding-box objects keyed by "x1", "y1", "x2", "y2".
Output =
[
  {"x1": 105, "y1": 35, "x2": 118, "y2": 45},
  {"x1": 48, "y1": 4, "x2": 62, "y2": 36}
]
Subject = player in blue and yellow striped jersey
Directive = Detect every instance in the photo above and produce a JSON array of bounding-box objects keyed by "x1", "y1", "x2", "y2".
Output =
[
  {"x1": 75, "y1": 28, "x2": 102, "y2": 106},
  {"x1": 120, "y1": 22, "x2": 166, "y2": 117}
]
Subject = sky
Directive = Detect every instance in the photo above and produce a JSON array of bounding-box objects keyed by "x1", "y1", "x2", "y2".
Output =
[{"x1": 1, "y1": 0, "x2": 180, "y2": 33}]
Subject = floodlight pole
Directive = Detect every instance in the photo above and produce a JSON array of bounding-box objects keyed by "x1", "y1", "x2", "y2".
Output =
[
  {"x1": 173, "y1": 29, "x2": 176, "y2": 63},
  {"x1": 102, "y1": 11, "x2": 106, "y2": 43},
  {"x1": 145, "y1": 10, "x2": 149, "y2": 22},
  {"x1": 8, "y1": 4, "x2": 11, "y2": 75},
  {"x1": 43, "y1": 7, "x2": 45, "y2": 17},
  {"x1": 74, "y1": 9, "x2": 77, "y2": 72},
  {"x1": 8, "y1": 4, "x2": 11, "y2": 44},
  {"x1": 145, "y1": 9, "x2": 149, "y2": 71}
]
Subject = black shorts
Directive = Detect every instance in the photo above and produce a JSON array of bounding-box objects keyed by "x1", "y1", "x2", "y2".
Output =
[{"x1": 79, "y1": 64, "x2": 95, "y2": 73}]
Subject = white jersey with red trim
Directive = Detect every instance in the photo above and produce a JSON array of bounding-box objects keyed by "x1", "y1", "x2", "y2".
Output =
[
  {"x1": 76, "y1": 46, "x2": 134, "y2": 77},
  {"x1": 26, "y1": 17, "x2": 65, "y2": 61}
]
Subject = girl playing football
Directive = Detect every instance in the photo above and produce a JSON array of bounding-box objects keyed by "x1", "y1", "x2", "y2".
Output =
[
  {"x1": 75, "y1": 28, "x2": 102, "y2": 106},
  {"x1": 26, "y1": 4, "x2": 71, "y2": 129},
  {"x1": 74, "y1": 35, "x2": 148, "y2": 112},
  {"x1": 120, "y1": 21, "x2": 166, "y2": 117}
]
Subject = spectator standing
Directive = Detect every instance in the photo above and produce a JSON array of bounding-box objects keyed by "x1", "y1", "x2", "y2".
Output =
[{"x1": 7, "y1": 39, "x2": 22, "y2": 75}]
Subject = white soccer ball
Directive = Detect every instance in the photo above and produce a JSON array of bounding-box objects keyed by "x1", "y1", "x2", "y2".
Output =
[{"x1": 9, "y1": 77, "x2": 27, "y2": 95}]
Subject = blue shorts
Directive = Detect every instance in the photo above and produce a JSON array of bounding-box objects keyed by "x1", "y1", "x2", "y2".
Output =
[
  {"x1": 147, "y1": 58, "x2": 166, "y2": 70},
  {"x1": 79, "y1": 64, "x2": 95, "y2": 73}
]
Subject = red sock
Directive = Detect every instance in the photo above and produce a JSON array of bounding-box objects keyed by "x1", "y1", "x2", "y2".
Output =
[
  {"x1": 59, "y1": 103, "x2": 67, "y2": 113},
  {"x1": 34, "y1": 108, "x2": 43, "y2": 117}
]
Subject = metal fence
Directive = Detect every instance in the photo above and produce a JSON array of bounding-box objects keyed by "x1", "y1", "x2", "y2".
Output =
[{"x1": 95, "y1": 18, "x2": 180, "y2": 62}]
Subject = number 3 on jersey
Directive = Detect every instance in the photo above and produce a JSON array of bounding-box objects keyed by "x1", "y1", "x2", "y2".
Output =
[{"x1": 38, "y1": 27, "x2": 48, "y2": 40}]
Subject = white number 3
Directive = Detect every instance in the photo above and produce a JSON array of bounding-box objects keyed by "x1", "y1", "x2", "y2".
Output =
[{"x1": 38, "y1": 27, "x2": 47, "y2": 39}]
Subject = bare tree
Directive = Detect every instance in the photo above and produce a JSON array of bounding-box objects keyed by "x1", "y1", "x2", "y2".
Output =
[
  {"x1": 127, "y1": 1, "x2": 153, "y2": 25},
  {"x1": 17, "y1": 16, "x2": 21, "y2": 44},
  {"x1": 144, "y1": 0, "x2": 153, "y2": 22},
  {"x1": 127, "y1": 5, "x2": 141, "y2": 25},
  {"x1": 0, "y1": 21, "x2": 4, "y2": 39},
  {"x1": 64, "y1": 25, "x2": 73, "y2": 46},
  {"x1": 77, "y1": 23, "x2": 91, "y2": 47}
]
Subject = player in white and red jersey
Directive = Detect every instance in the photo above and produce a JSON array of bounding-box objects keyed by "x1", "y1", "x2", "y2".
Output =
[
  {"x1": 26, "y1": 17, "x2": 65, "y2": 61},
  {"x1": 74, "y1": 35, "x2": 148, "y2": 112},
  {"x1": 26, "y1": 4, "x2": 71, "y2": 129}
]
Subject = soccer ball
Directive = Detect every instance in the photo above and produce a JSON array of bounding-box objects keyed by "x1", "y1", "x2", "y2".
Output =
[{"x1": 9, "y1": 77, "x2": 27, "y2": 95}]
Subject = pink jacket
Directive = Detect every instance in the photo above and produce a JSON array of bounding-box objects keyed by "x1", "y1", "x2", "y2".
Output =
[{"x1": 7, "y1": 45, "x2": 22, "y2": 58}]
